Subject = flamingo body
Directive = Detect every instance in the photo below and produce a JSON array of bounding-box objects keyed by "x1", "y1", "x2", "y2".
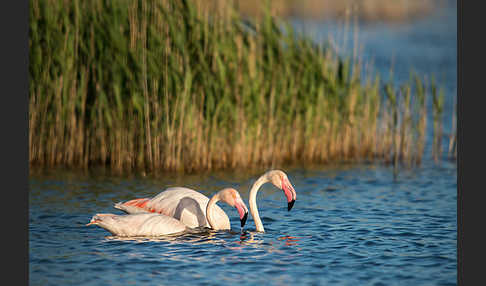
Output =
[
  {"x1": 89, "y1": 188, "x2": 249, "y2": 237},
  {"x1": 87, "y1": 213, "x2": 187, "y2": 236},
  {"x1": 115, "y1": 187, "x2": 231, "y2": 229}
]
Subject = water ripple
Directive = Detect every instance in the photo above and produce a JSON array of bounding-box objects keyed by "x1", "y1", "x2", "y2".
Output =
[{"x1": 30, "y1": 162, "x2": 456, "y2": 285}]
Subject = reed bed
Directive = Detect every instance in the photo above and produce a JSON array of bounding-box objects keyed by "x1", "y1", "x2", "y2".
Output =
[{"x1": 29, "y1": 0, "x2": 452, "y2": 173}]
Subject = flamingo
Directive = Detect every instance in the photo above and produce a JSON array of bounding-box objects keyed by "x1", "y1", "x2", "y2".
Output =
[
  {"x1": 86, "y1": 188, "x2": 249, "y2": 236},
  {"x1": 115, "y1": 169, "x2": 296, "y2": 233},
  {"x1": 115, "y1": 186, "x2": 236, "y2": 230},
  {"x1": 247, "y1": 170, "x2": 297, "y2": 232}
]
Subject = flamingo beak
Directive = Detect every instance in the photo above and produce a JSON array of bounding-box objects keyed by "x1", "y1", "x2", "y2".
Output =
[
  {"x1": 241, "y1": 212, "x2": 248, "y2": 228},
  {"x1": 282, "y1": 179, "x2": 297, "y2": 211},
  {"x1": 235, "y1": 198, "x2": 249, "y2": 228},
  {"x1": 288, "y1": 199, "x2": 295, "y2": 211}
]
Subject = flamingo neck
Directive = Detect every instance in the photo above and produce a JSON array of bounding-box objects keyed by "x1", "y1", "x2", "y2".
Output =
[
  {"x1": 206, "y1": 193, "x2": 221, "y2": 230},
  {"x1": 249, "y1": 174, "x2": 269, "y2": 232}
]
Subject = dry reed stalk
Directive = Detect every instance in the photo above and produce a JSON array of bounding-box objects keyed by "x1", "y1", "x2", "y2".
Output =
[
  {"x1": 50, "y1": 75, "x2": 63, "y2": 166},
  {"x1": 141, "y1": 0, "x2": 153, "y2": 171},
  {"x1": 448, "y1": 101, "x2": 456, "y2": 159},
  {"x1": 29, "y1": 88, "x2": 37, "y2": 163}
]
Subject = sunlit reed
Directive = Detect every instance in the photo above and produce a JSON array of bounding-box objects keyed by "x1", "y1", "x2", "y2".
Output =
[{"x1": 29, "y1": 0, "x2": 451, "y2": 174}]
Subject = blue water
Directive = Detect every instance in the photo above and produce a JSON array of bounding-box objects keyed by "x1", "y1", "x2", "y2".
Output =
[
  {"x1": 292, "y1": 0, "x2": 457, "y2": 129},
  {"x1": 29, "y1": 159, "x2": 456, "y2": 286},
  {"x1": 29, "y1": 2, "x2": 456, "y2": 285}
]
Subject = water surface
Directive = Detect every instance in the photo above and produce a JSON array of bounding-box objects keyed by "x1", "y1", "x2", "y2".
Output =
[
  {"x1": 292, "y1": 0, "x2": 457, "y2": 128},
  {"x1": 30, "y1": 160, "x2": 456, "y2": 285}
]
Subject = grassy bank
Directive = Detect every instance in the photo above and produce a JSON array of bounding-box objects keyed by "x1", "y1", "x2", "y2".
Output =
[
  {"x1": 203, "y1": 0, "x2": 437, "y2": 22},
  {"x1": 29, "y1": 0, "x2": 451, "y2": 173}
]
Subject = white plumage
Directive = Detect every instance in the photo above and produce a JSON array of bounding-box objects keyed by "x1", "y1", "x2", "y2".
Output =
[
  {"x1": 87, "y1": 213, "x2": 187, "y2": 236},
  {"x1": 114, "y1": 187, "x2": 231, "y2": 230},
  {"x1": 88, "y1": 188, "x2": 249, "y2": 236}
]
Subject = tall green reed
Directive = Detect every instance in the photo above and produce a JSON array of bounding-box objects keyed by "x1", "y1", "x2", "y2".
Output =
[{"x1": 29, "y1": 0, "x2": 452, "y2": 174}]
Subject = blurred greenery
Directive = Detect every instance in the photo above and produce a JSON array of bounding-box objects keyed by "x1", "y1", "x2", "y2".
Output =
[{"x1": 29, "y1": 0, "x2": 448, "y2": 173}]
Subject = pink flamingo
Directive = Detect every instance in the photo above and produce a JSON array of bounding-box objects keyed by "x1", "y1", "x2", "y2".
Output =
[
  {"x1": 247, "y1": 170, "x2": 297, "y2": 232},
  {"x1": 115, "y1": 169, "x2": 296, "y2": 232},
  {"x1": 87, "y1": 188, "x2": 248, "y2": 236}
]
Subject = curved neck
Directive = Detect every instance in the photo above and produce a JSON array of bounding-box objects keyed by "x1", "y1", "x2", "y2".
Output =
[
  {"x1": 206, "y1": 193, "x2": 220, "y2": 230},
  {"x1": 249, "y1": 174, "x2": 269, "y2": 232}
]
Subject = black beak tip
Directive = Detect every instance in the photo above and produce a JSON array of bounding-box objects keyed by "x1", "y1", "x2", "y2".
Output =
[
  {"x1": 288, "y1": 200, "x2": 295, "y2": 211},
  {"x1": 240, "y1": 212, "x2": 248, "y2": 228}
]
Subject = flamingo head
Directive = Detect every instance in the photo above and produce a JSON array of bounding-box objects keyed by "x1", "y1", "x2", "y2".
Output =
[
  {"x1": 219, "y1": 188, "x2": 249, "y2": 228},
  {"x1": 268, "y1": 170, "x2": 297, "y2": 211}
]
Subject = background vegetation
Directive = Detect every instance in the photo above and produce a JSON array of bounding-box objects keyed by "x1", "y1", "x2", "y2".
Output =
[
  {"x1": 29, "y1": 0, "x2": 453, "y2": 174},
  {"x1": 203, "y1": 0, "x2": 437, "y2": 22}
]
